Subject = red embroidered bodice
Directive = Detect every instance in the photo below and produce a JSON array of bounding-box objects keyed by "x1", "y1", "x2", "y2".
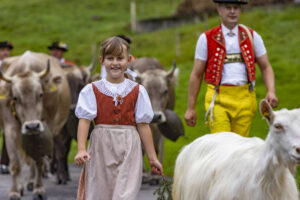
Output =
[{"x1": 92, "y1": 84, "x2": 139, "y2": 125}]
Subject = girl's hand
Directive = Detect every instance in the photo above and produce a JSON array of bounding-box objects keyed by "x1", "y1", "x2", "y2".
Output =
[
  {"x1": 74, "y1": 150, "x2": 91, "y2": 165},
  {"x1": 149, "y1": 159, "x2": 163, "y2": 176}
]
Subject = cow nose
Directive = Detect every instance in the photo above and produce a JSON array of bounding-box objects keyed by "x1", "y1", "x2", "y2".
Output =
[
  {"x1": 152, "y1": 114, "x2": 162, "y2": 123},
  {"x1": 151, "y1": 112, "x2": 166, "y2": 123},
  {"x1": 25, "y1": 122, "x2": 40, "y2": 131},
  {"x1": 22, "y1": 120, "x2": 45, "y2": 135}
]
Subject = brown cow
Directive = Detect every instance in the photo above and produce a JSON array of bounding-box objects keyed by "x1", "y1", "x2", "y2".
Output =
[
  {"x1": 129, "y1": 57, "x2": 179, "y2": 163},
  {"x1": 0, "y1": 51, "x2": 71, "y2": 200},
  {"x1": 52, "y1": 62, "x2": 95, "y2": 184}
]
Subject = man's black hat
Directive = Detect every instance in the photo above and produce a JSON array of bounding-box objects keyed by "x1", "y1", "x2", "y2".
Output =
[
  {"x1": 0, "y1": 41, "x2": 13, "y2": 50},
  {"x1": 116, "y1": 35, "x2": 132, "y2": 44},
  {"x1": 213, "y1": 0, "x2": 248, "y2": 4},
  {"x1": 48, "y1": 41, "x2": 69, "y2": 51}
]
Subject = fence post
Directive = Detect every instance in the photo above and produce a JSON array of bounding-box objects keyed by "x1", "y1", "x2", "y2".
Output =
[
  {"x1": 131, "y1": 1, "x2": 137, "y2": 32},
  {"x1": 175, "y1": 30, "x2": 181, "y2": 57},
  {"x1": 204, "y1": 12, "x2": 208, "y2": 30}
]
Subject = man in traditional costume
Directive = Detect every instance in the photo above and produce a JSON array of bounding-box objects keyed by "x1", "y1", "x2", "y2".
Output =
[
  {"x1": 184, "y1": 0, "x2": 278, "y2": 137},
  {"x1": 0, "y1": 41, "x2": 13, "y2": 174},
  {"x1": 48, "y1": 41, "x2": 75, "y2": 66}
]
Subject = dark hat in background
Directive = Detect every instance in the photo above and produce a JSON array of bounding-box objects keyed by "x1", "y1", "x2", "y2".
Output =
[
  {"x1": 48, "y1": 41, "x2": 69, "y2": 51},
  {"x1": 116, "y1": 35, "x2": 132, "y2": 44},
  {"x1": 213, "y1": 0, "x2": 247, "y2": 4},
  {"x1": 0, "y1": 41, "x2": 13, "y2": 50}
]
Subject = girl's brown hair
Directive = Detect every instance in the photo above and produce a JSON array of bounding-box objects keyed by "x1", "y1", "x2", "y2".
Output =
[{"x1": 100, "y1": 36, "x2": 130, "y2": 60}]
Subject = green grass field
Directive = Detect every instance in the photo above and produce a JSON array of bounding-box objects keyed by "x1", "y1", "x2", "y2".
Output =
[{"x1": 1, "y1": 0, "x2": 300, "y2": 184}]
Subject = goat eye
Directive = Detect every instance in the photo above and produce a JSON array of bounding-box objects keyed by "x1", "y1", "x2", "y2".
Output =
[
  {"x1": 39, "y1": 93, "x2": 43, "y2": 98},
  {"x1": 13, "y1": 97, "x2": 18, "y2": 102},
  {"x1": 274, "y1": 123, "x2": 284, "y2": 131}
]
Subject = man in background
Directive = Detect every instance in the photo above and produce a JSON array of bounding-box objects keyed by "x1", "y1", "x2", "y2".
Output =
[
  {"x1": 0, "y1": 41, "x2": 13, "y2": 174},
  {"x1": 0, "y1": 41, "x2": 13, "y2": 65},
  {"x1": 48, "y1": 41, "x2": 75, "y2": 66}
]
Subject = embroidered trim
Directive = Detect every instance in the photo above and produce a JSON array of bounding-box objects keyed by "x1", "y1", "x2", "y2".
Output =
[{"x1": 93, "y1": 79, "x2": 138, "y2": 102}]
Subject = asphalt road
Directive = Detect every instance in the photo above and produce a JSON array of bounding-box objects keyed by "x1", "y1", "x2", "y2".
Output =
[{"x1": 0, "y1": 164, "x2": 159, "y2": 200}]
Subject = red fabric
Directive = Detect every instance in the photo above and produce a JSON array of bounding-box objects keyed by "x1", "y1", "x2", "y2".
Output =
[
  {"x1": 92, "y1": 84, "x2": 139, "y2": 125},
  {"x1": 204, "y1": 25, "x2": 256, "y2": 86},
  {"x1": 64, "y1": 59, "x2": 75, "y2": 66}
]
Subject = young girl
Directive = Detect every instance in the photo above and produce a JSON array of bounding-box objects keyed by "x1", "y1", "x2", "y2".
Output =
[{"x1": 75, "y1": 36, "x2": 163, "y2": 200}]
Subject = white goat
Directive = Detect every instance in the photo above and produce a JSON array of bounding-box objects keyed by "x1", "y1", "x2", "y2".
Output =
[{"x1": 172, "y1": 100, "x2": 300, "y2": 200}]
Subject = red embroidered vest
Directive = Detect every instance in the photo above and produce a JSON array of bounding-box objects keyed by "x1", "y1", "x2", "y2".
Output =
[
  {"x1": 204, "y1": 25, "x2": 256, "y2": 86},
  {"x1": 92, "y1": 83, "x2": 139, "y2": 125}
]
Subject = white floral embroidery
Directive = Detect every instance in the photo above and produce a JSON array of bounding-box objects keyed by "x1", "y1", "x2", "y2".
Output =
[
  {"x1": 93, "y1": 79, "x2": 138, "y2": 106},
  {"x1": 113, "y1": 95, "x2": 123, "y2": 106}
]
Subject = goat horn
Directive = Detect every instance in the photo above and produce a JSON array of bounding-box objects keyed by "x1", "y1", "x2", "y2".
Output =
[{"x1": 38, "y1": 59, "x2": 50, "y2": 78}]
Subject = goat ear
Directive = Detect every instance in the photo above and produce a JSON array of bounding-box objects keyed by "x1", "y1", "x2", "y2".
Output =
[{"x1": 260, "y1": 99, "x2": 274, "y2": 125}]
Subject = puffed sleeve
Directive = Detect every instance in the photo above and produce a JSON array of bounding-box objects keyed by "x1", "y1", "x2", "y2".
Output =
[
  {"x1": 75, "y1": 83, "x2": 97, "y2": 121},
  {"x1": 135, "y1": 85, "x2": 154, "y2": 123}
]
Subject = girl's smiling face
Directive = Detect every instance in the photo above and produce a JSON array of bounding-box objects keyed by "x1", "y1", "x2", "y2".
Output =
[{"x1": 101, "y1": 48, "x2": 131, "y2": 83}]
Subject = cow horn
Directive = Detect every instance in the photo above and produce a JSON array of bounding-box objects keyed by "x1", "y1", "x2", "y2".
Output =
[
  {"x1": 166, "y1": 60, "x2": 176, "y2": 78},
  {"x1": 87, "y1": 43, "x2": 97, "y2": 72},
  {"x1": 0, "y1": 67, "x2": 12, "y2": 83},
  {"x1": 38, "y1": 59, "x2": 50, "y2": 78}
]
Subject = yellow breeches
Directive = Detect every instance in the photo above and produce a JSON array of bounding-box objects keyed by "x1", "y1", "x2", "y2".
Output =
[{"x1": 205, "y1": 84, "x2": 257, "y2": 137}]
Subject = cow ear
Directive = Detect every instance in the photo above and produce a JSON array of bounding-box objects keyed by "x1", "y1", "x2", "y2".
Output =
[
  {"x1": 166, "y1": 68, "x2": 179, "y2": 86},
  {"x1": 52, "y1": 75, "x2": 63, "y2": 85},
  {"x1": 260, "y1": 99, "x2": 274, "y2": 125},
  {"x1": 124, "y1": 72, "x2": 133, "y2": 81},
  {"x1": 44, "y1": 75, "x2": 63, "y2": 93},
  {"x1": 133, "y1": 70, "x2": 142, "y2": 84}
]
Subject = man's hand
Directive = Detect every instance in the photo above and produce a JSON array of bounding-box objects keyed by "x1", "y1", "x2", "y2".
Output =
[
  {"x1": 265, "y1": 92, "x2": 278, "y2": 108},
  {"x1": 184, "y1": 109, "x2": 197, "y2": 127}
]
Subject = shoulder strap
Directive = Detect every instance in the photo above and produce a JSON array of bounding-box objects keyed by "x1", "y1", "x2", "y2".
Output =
[{"x1": 240, "y1": 24, "x2": 255, "y2": 57}]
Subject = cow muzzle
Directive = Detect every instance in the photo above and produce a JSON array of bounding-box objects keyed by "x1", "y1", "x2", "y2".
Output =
[
  {"x1": 22, "y1": 120, "x2": 45, "y2": 135},
  {"x1": 152, "y1": 111, "x2": 166, "y2": 123}
]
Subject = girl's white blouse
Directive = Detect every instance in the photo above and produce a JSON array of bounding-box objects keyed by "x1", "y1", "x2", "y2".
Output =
[{"x1": 75, "y1": 78, "x2": 154, "y2": 123}]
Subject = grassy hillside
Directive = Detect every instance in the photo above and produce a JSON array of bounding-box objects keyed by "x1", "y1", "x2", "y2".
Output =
[
  {"x1": 0, "y1": 0, "x2": 181, "y2": 65},
  {"x1": 1, "y1": 0, "x2": 300, "y2": 183}
]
